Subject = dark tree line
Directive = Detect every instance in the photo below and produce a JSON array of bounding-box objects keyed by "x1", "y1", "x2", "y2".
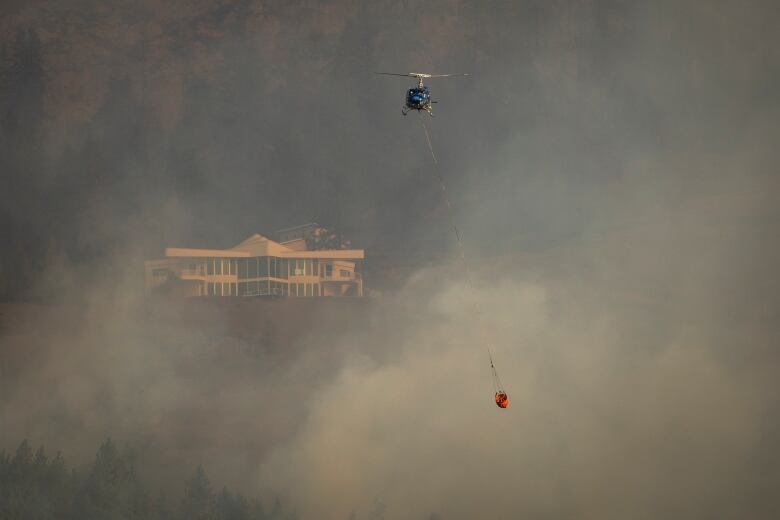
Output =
[{"x1": 0, "y1": 439, "x2": 294, "y2": 520}]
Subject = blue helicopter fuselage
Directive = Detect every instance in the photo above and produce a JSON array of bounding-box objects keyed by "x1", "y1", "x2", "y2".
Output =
[{"x1": 406, "y1": 86, "x2": 431, "y2": 110}]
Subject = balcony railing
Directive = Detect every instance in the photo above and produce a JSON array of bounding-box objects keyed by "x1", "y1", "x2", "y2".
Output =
[
  {"x1": 243, "y1": 287, "x2": 285, "y2": 297},
  {"x1": 320, "y1": 272, "x2": 361, "y2": 282},
  {"x1": 178, "y1": 268, "x2": 206, "y2": 278}
]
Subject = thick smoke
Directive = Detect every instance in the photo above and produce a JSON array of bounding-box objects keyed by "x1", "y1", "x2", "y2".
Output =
[{"x1": 1, "y1": 0, "x2": 779, "y2": 518}]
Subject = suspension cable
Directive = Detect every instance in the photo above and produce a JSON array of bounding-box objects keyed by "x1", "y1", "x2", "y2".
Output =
[{"x1": 418, "y1": 113, "x2": 506, "y2": 395}]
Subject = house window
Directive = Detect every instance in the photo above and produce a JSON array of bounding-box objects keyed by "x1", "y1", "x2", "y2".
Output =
[
  {"x1": 325, "y1": 264, "x2": 333, "y2": 277},
  {"x1": 259, "y1": 256, "x2": 269, "y2": 277},
  {"x1": 340, "y1": 270, "x2": 350, "y2": 278}
]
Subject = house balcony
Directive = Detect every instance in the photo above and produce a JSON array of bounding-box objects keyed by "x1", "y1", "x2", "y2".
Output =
[
  {"x1": 320, "y1": 272, "x2": 362, "y2": 282},
  {"x1": 178, "y1": 268, "x2": 206, "y2": 280}
]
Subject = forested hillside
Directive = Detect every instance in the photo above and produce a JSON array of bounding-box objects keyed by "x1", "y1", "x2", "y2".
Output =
[
  {"x1": 0, "y1": 438, "x2": 296, "y2": 519},
  {"x1": 0, "y1": 0, "x2": 637, "y2": 300}
]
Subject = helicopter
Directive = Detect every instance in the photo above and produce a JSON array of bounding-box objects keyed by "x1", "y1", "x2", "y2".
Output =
[{"x1": 375, "y1": 72, "x2": 469, "y2": 116}]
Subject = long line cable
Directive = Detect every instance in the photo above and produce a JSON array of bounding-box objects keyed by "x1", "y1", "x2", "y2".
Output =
[{"x1": 418, "y1": 113, "x2": 506, "y2": 396}]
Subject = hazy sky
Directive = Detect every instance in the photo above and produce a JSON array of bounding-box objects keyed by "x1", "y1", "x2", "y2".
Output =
[{"x1": 1, "y1": 1, "x2": 779, "y2": 518}]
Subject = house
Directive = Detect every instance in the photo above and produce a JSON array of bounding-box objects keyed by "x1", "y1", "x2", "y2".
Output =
[{"x1": 144, "y1": 226, "x2": 364, "y2": 298}]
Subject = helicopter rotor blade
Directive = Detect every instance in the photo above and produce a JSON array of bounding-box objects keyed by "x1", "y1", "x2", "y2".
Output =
[
  {"x1": 374, "y1": 72, "x2": 416, "y2": 77},
  {"x1": 424, "y1": 73, "x2": 469, "y2": 78},
  {"x1": 375, "y1": 72, "x2": 469, "y2": 79}
]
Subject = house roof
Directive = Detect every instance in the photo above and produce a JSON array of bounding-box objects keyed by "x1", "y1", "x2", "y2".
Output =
[{"x1": 164, "y1": 233, "x2": 364, "y2": 260}]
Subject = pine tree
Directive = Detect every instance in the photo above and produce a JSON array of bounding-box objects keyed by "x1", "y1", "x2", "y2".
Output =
[
  {"x1": 74, "y1": 438, "x2": 150, "y2": 520},
  {"x1": 180, "y1": 465, "x2": 216, "y2": 520}
]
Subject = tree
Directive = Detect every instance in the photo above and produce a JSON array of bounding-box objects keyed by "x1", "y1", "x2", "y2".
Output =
[
  {"x1": 74, "y1": 438, "x2": 150, "y2": 519},
  {"x1": 305, "y1": 226, "x2": 352, "y2": 250},
  {"x1": 180, "y1": 465, "x2": 215, "y2": 520}
]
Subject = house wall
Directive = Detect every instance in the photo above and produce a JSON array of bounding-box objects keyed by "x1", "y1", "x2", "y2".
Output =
[{"x1": 146, "y1": 234, "x2": 364, "y2": 298}]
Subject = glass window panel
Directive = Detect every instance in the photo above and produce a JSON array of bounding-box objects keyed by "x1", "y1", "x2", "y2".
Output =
[
  {"x1": 312, "y1": 259, "x2": 319, "y2": 277},
  {"x1": 238, "y1": 259, "x2": 247, "y2": 279},
  {"x1": 248, "y1": 257, "x2": 258, "y2": 278},
  {"x1": 232, "y1": 283, "x2": 237, "y2": 296},
  {"x1": 207, "y1": 258, "x2": 214, "y2": 275},
  {"x1": 280, "y1": 259, "x2": 288, "y2": 279},
  {"x1": 259, "y1": 256, "x2": 268, "y2": 277}
]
